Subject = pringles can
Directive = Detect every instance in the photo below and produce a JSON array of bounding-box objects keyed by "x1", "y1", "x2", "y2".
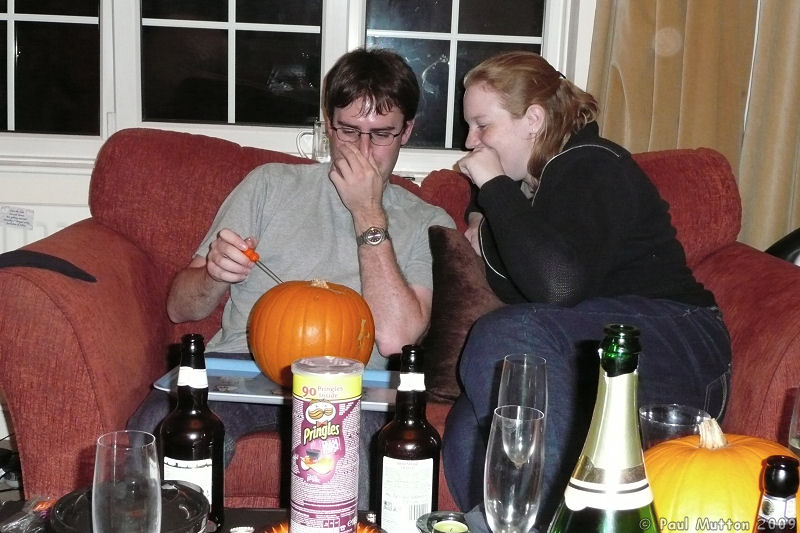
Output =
[{"x1": 290, "y1": 356, "x2": 364, "y2": 533}]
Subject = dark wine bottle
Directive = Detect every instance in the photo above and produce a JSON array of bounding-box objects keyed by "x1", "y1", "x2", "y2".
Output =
[
  {"x1": 159, "y1": 333, "x2": 225, "y2": 530},
  {"x1": 757, "y1": 455, "x2": 799, "y2": 533},
  {"x1": 375, "y1": 344, "x2": 442, "y2": 533},
  {"x1": 547, "y1": 324, "x2": 659, "y2": 533}
]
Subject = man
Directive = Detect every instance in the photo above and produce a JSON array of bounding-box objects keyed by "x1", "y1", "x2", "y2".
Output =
[{"x1": 129, "y1": 47, "x2": 455, "y2": 508}]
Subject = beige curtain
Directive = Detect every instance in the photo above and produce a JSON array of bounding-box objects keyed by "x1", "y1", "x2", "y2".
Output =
[
  {"x1": 737, "y1": 1, "x2": 800, "y2": 248},
  {"x1": 587, "y1": 0, "x2": 800, "y2": 249}
]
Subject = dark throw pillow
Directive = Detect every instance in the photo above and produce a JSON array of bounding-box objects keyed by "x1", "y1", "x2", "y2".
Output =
[{"x1": 422, "y1": 225, "x2": 506, "y2": 403}]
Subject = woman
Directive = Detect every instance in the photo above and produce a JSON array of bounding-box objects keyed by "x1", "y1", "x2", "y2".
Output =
[{"x1": 442, "y1": 51, "x2": 731, "y2": 526}]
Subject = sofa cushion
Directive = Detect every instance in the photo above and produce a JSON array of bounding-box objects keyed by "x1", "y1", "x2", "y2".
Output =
[
  {"x1": 89, "y1": 129, "x2": 311, "y2": 275},
  {"x1": 632, "y1": 148, "x2": 741, "y2": 268},
  {"x1": 422, "y1": 226, "x2": 505, "y2": 402},
  {"x1": 418, "y1": 170, "x2": 472, "y2": 233}
]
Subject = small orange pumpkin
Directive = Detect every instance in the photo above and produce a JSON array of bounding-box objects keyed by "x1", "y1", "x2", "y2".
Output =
[
  {"x1": 644, "y1": 418, "x2": 797, "y2": 532},
  {"x1": 247, "y1": 279, "x2": 375, "y2": 387}
]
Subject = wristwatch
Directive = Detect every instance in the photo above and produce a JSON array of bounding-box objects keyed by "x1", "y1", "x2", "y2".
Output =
[{"x1": 357, "y1": 226, "x2": 391, "y2": 246}]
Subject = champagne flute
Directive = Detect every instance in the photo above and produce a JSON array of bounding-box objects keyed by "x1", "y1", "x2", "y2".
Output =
[
  {"x1": 484, "y1": 405, "x2": 545, "y2": 533},
  {"x1": 92, "y1": 430, "x2": 161, "y2": 533},
  {"x1": 497, "y1": 354, "x2": 547, "y2": 416}
]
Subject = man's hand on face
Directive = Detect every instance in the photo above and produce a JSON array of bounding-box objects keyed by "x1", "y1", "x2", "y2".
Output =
[{"x1": 329, "y1": 142, "x2": 385, "y2": 220}]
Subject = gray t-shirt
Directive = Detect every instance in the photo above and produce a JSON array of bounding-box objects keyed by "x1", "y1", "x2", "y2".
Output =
[{"x1": 195, "y1": 162, "x2": 456, "y2": 368}]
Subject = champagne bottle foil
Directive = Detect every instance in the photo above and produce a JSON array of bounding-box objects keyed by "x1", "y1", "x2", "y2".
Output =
[{"x1": 290, "y1": 356, "x2": 365, "y2": 533}]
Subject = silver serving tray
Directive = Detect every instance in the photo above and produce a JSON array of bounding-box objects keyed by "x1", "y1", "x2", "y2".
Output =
[{"x1": 154, "y1": 358, "x2": 398, "y2": 412}]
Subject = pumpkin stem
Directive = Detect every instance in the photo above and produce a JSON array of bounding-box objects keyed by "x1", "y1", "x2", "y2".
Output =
[
  {"x1": 310, "y1": 279, "x2": 330, "y2": 289},
  {"x1": 698, "y1": 417, "x2": 729, "y2": 449}
]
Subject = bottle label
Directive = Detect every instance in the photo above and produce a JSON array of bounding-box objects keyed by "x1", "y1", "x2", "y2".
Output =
[
  {"x1": 563, "y1": 477, "x2": 653, "y2": 511},
  {"x1": 759, "y1": 494, "x2": 797, "y2": 520},
  {"x1": 177, "y1": 366, "x2": 208, "y2": 389},
  {"x1": 163, "y1": 456, "x2": 214, "y2": 506},
  {"x1": 397, "y1": 372, "x2": 426, "y2": 392},
  {"x1": 290, "y1": 359, "x2": 363, "y2": 533},
  {"x1": 380, "y1": 457, "x2": 434, "y2": 533}
]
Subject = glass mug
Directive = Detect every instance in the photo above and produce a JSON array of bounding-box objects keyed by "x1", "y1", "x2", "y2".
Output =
[{"x1": 296, "y1": 120, "x2": 330, "y2": 162}]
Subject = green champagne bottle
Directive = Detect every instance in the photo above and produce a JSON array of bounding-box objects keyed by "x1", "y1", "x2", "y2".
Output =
[{"x1": 547, "y1": 324, "x2": 659, "y2": 533}]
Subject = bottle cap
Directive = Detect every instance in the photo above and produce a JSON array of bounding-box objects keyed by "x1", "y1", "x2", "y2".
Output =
[
  {"x1": 180, "y1": 333, "x2": 206, "y2": 369},
  {"x1": 763, "y1": 454, "x2": 800, "y2": 497},
  {"x1": 401, "y1": 344, "x2": 424, "y2": 374},
  {"x1": 599, "y1": 324, "x2": 641, "y2": 377}
]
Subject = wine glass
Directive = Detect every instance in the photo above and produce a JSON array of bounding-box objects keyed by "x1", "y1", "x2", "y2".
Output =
[
  {"x1": 484, "y1": 405, "x2": 545, "y2": 533},
  {"x1": 789, "y1": 389, "x2": 800, "y2": 456},
  {"x1": 92, "y1": 430, "x2": 162, "y2": 533},
  {"x1": 497, "y1": 354, "x2": 547, "y2": 416},
  {"x1": 638, "y1": 403, "x2": 710, "y2": 450}
]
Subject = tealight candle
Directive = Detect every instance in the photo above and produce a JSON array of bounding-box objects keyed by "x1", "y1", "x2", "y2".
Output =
[{"x1": 433, "y1": 520, "x2": 469, "y2": 533}]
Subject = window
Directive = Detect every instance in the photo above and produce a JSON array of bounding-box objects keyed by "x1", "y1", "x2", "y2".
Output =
[
  {"x1": 1, "y1": 0, "x2": 593, "y2": 174},
  {"x1": 140, "y1": 1, "x2": 322, "y2": 127},
  {"x1": 365, "y1": 0, "x2": 544, "y2": 150},
  {"x1": 1, "y1": 0, "x2": 100, "y2": 135}
]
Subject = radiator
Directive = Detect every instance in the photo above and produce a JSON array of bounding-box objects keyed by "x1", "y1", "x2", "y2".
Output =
[{"x1": 0, "y1": 203, "x2": 90, "y2": 254}]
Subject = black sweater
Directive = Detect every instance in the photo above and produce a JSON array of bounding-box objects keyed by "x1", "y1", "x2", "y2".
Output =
[{"x1": 473, "y1": 122, "x2": 716, "y2": 308}]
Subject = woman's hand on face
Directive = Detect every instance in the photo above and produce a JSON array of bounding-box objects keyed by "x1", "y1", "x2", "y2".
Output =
[
  {"x1": 458, "y1": 147, "x2": 504, "y2": 188},
  {"x1": 465, "y1": 212, "x2": 484, "y2": 256}
]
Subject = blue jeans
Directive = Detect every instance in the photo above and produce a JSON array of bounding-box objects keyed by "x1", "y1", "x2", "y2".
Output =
[
  {"x1": 442, "y1": 296, "x2": 731, "y2": 529},
  {"x1": 127, "y1": 353, "x2": 391, "y2": 510}
]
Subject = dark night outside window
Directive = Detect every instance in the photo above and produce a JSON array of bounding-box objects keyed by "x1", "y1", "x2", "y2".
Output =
[
  {"x1": 3, "y1": 1, "x2": 100, "y2": 134},
  {"x1": 14, "y1": 21, "x2": 100, "y2": 135},
  {"x1": 2, "y1": 0, "x2": 545, "y2": 149},
  {"x1": 366, "y1": 0, "x2": 543, "y2": 148},
  {"x1": 140, "y1": 1, "x2": 323, "y2": 127}
]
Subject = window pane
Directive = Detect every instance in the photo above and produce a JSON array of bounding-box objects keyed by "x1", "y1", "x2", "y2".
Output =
[
  {"x1": 237, "y1": 0, "x2": 322, "y2": 25},
  {"x1": 366, "y1": 0, "x2": 451, "y2": 32},
  {"x1": 141, "y1": 27, "x2": 228, "y2": 123},
  {"x1": 459, "y1": 0, "x2": 544, "y2": 36},
  {"x1": 142, "y1": 0, "x2": 227, "y2": 22},
  {"x1": 15, "y1": 22, "x2": 100, "y2": 135},
  {"x1": 451, "y1": 41, "x2": 539, "y2": 149},
  {"x1": 366, "y1": 36, "x2": 449, "y2": 148},
  {"x1": 0, "y1": 25, "x2": 6, "y2": 131},
  {"x1": 235, "y1": 31, "x2": 321, "y2": 126},
  {"x1": 16, "y1": 0, "x2": 98, "y2": 17}
]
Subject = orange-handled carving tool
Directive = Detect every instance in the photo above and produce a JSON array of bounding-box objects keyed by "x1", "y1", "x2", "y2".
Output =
[{"x1": 243, "y1": 248, "x2": 283, "y2": 284}]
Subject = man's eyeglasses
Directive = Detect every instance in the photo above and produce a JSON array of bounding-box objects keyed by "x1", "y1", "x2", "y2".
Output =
[{"x1": 330, "y1": 124, "x2": 404, "y2": 146}]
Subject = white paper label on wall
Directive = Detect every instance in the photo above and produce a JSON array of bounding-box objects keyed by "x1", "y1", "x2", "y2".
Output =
[{"x1": 0, "y1": 206, "x2": 34, "y2": 230}]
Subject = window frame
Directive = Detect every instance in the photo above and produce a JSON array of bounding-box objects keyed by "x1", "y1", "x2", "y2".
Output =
[{"x1": 0, "y1": 0, "x2": 595, "y2": 177}]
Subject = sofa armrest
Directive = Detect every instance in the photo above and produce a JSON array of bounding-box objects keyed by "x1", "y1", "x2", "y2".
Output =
[
  {"x1": 694, "y1": 242, "x2": 800, "y2": 441},
  {"x1": 0, "y1": 219, "x2": 173, "y2": 498}
]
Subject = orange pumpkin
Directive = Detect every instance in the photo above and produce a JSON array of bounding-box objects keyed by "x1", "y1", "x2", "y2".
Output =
[
  {"x1": 247, "y1": 279, "x2": 375, "y2": 387},
  {"x1": 644, "y1": 418, "x2": 797, "y2": 532},
  {"x1": 266, "y1": 521, "x2": 383, "y2": 533}
]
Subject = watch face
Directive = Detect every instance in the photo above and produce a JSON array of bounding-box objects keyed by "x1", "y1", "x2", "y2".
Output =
[
  {"x1": 358, "y1": 226, "x2": 389, "y2": 246},
  {"x1": 365, "y1": 227, "x2": 385, "y2": 245}
]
